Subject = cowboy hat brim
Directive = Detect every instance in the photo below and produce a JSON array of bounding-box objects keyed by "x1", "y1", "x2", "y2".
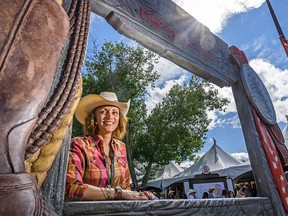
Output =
[{"x1": 75, "y1": 94, "x2": 130, "y2": 125}]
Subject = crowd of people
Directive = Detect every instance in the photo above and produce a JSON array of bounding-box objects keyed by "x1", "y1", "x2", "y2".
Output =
[{"x1": 165, "y1": 183, "x2": 253, "y2": 200}]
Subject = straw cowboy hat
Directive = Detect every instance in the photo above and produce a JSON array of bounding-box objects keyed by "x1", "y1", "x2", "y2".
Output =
[
  {"x1": 188, "y1": 189, "x2": 196, "y2": 194},
  {"x1": 75, "y1": 91, "x2": 130, "y2": 124}
]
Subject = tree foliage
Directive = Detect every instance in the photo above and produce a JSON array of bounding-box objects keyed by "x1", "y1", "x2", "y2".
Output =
[
  {"x1": 72, "y1": 40, "x2": 159, "y2": 137},
  {"x1": 133, "y1": 76, "x2": 229, "y2": 186},
  {"x1": 72, "y1": 39, "x2": 229, "y2": 188}
]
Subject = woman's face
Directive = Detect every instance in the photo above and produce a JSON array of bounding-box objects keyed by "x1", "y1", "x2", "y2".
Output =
[{"x1": 94, "y1": 105, "x2": 120, "y2": 136}]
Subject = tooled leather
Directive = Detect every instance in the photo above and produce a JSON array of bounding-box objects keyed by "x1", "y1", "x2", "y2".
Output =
[
  {"x1": 0, "y1": 0, "x2": 69, "y2": 173},
  {"x1": 25, "y1": 0, "x2": 90, "y2": 159},
  {"x1": 0, "y1": 0, "x2": 70, "y2": 215},
  {"x1": 0, "y1": 173, "x2": 58, "y2": 216}
]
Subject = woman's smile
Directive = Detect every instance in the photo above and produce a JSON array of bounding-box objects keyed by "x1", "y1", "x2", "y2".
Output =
[{"x1": 95, "y1": 106, "x2": 120, "y2": 135}]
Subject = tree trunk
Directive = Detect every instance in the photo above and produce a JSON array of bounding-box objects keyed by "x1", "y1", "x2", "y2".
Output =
[
  {"x1": 125, "y1": 133, "x2": 138, "y2": 189},
  {"x1": 141, "y1": 160, "x2": 153, "y2": 188}
]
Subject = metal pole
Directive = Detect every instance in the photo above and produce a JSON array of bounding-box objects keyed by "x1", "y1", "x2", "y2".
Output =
[
  {"x1": 265, "y1": 0, "x2": 288, "y2": 57},
  {"x1": 266, "y1": 0, "x2": 285, "y2": 37}
]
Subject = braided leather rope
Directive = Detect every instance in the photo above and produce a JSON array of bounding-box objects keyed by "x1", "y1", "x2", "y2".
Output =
[
  {"x1": 25, "y1": 0, "x2": 90, "y2": 159},
  {"x1": 25, "y1": 77, "x2": 82, "y2": 187}
]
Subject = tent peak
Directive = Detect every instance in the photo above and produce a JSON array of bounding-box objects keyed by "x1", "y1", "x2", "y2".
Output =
[{"x1": 213, "y1": 137, "x2": 217, "y2": 146}]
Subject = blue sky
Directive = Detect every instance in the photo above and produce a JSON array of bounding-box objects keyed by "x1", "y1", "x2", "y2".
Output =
[{"x1": 86, "y1": 0, "x2": 288, "y2": 161}]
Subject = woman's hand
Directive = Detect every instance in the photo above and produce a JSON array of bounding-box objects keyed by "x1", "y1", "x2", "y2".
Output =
[
  {"x1": 122, "y1": 190, "x2": 158, "y2": 200},
  {"x1": 143, "y1": 191, "x2": 158, "y2": 200}
]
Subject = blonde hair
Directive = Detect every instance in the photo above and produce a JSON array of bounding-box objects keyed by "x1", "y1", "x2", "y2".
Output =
[
  {"x1": 83, "y1": 107, "x2": 128, "y2": 139},
  {"x1": 235, "y1": 184, "x2": 242, "y2": 190}
]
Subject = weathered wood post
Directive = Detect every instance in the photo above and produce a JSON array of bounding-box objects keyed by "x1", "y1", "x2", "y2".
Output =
[{"x1": 230, "y1": 47, "x2": 286, "y2": 215}]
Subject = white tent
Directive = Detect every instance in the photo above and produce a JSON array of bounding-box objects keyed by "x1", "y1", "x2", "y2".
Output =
[
  {"x1": 154, "y1": 161, "x2": 184, "y2": 180},
  {"x1": 146, "y1": 163, "x2": 252, "y2": 189},
  {"x1": 146, "y1": 174, "x2": 188, "y2": 189},
  {"x1": 176, "y1": 139, "x2": 242, "y2": 177},
  {"x1": 210, "y1": 163, "x2": 251, "y2": 179},
  {"x1": 147, "y1": 139, "x2": 250, "y2": 189}
]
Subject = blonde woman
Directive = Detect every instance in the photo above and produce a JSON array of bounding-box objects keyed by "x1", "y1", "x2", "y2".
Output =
[
  {"x1": 235, "y1": 184, "x2": 245, "y2": 198},
  {"x1": 65, "y1": 92, "x2": 155, "y2": 201}
]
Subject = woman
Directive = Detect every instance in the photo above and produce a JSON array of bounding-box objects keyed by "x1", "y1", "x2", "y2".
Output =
[
  {"x1": 227, "y1": 190, "x2": 235, "y2": 198},
  {"x1": 65, "y1": 92, "x2": 155, "y2": 201},
  {"x1": 207, "y1": 188, "x2": 215, "y2": 198},
  {"x1": 235, "y1": 184, "x2": 245, "y2": 198}
]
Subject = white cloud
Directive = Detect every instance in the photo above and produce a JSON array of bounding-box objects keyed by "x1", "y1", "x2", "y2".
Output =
[
  {"x1": 241, "y1": 35, "x2": 288, "y2": 67},
  {"x1": 241, "y1": 36, "x2": 271, "y2": 58},
  {"x1": 206, "y1": 57, "x2": 288, "y2": 128},
  {"x1": 216, "y1": 87, "x2": 236, "y2": 113},
  {"x1": 251, "y1": 36, "x2": 266, "y2": 53},
  {"x1": 231, "y1": 152, "x2": 249, "y2": 162},
  {"x1": 206, "y1": 84, "x2": 239, "y2": 129},
  {"x1": 173, "y1": 0, "x2": 265, "y2": 34},
  {"x1": 154, "y1": 57, "x2": 191, "y2": 83},
  {"x1": 128, "y1": 42, "x2": 192, "y2": 82},
  {"x1": 249, "y1": 59, "x2": 288, "y2": 123},
  {"x1": 210, "y1": 114, "x2": 241, "y2": 129},
  {"x1": 146, "y1": 74, "x2": 189, "y2": 114}
]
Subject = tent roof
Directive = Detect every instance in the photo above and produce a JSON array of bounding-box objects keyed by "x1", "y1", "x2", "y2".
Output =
[
  {"x1": 211, "y1": 163, "x2": 251, "y2": 179},
  {"x1": 147, "y1": 138, "x2": 248, "y2": 189},
  {"x1": 176, "y1": 139, "x2": 242, "y2": 177},
  {"x1": 146, "y1": 163, "x2": 251, "y2": 189},
  {"x1": 154, "y1": 161, "x2": 184, "y2": 180}
]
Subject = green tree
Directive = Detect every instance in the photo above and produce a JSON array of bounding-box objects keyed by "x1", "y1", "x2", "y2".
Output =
[
  {"x1": 72, "y1": 40, "x2": 160, "y2": 186},
  {"x1": 133, "y1": 76, "x2": 229, "y2": 187}
]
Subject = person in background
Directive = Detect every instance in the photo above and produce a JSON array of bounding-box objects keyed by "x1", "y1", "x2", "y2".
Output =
[
  {"x1": 180, "y1": 193, "x2": 187, "y2": 199},
  {"x1": 208, "y1": 188, "x2": 215, "y2": 198},
  {"x1": 168, "y1": 190, "x2": 175, "y2": 199},
  {"x1": 221, "y1": 189, "x2": 228, "y2": 198},
  {"x1": 177, "y1": 188, "x2": 185, "y2": 199},
  {"x1": 202, "y1": 192, "x2": 209, "y2": 199},
  {"x1": 159, "y1": 192, "x2": 165, "y2": 199},
  {"x1": 65, "y1": 92, "x2": 156, "y2": 201},
  {"x1": 174, "y1": 191, "x2": 180, "y2": 199},
  {"x1": 187, "y1": 189, "x2": 197, "y2": 199},
  {"x1": 235, "y1": 184, "x2": 245, "y2": 198},
  {"x1": 243, "y1": 185, "x2": 253, "y2": 197},
  {"x1": 227, "y1": 190, "x2": 235, "y2": 198}
]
